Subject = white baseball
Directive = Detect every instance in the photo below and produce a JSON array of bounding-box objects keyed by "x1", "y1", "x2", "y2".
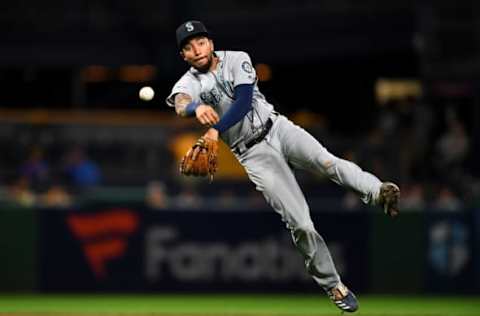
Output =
[{"x1": 139, "y1": 86, "x2": 155, "y2": 101}]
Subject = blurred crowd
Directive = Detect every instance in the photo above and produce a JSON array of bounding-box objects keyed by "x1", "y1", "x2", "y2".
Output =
[
  {"x1": 335, "y1": 97, "x2": 477, "y2": 212},
  {"x1": 1, "y1": 98, "x2": 478, "y2": 212},
  {"x1": 6, "y1": 145, "x2": 101, "y2": 208}
]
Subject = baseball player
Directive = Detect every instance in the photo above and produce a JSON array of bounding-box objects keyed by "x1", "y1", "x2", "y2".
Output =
[{"x1": 166, "y1": 20, "x2": 400, "y2": 313}]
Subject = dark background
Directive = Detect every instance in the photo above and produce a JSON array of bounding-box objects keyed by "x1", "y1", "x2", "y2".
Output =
[{"x1": 0, "y1": 1, "x2": 478, "y2": 133}]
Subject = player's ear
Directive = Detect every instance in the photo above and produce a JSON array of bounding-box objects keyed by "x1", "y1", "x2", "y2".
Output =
[
  {"x1": 180, "y1": 50, "x2": 186, "y2": 61},
  {"x1": 209, "y1": 39, "x2": 214, "y2": 51}
]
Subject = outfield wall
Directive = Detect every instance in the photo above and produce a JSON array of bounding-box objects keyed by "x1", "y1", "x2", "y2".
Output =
[{"x1": 0, "y1": 205, "x2": 478, "y2": 293}]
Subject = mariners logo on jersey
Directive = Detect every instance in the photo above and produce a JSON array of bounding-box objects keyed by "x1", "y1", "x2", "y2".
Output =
[
  {"x1": 241, "y1": 61, "x2": 253, "y2": 73},
  {"x1": 200, "y1": 87, "x2": 222, "y2": 107}
]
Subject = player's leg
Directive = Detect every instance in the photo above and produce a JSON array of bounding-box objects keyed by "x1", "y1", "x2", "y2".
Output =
[
  {"x1": 237, "y1": 139, "x2": 359, "y2": 312},
  {"x1": 274, "y1": 115, "x2": 390, "y2": 206},
  {"x1": 277, "y1": 115, "x2": 399, "y2": 216},
  {"x1": 236, "y1": 141, "x2": 340, "y2": 290},
  {"x1": 266, "y1": 115, "x2": 371, "y2": 312}
]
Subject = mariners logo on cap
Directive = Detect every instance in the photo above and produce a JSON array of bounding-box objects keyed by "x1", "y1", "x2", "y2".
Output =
[{"x1": 185, "y1": 22, "x2": 194, "y2": 32}]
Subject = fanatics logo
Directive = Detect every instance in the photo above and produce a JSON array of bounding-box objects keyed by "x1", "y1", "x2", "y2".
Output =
[
  {"x1": 185, "y1": 22, "x2": 194, "y2": 32},
  {"x1": 67, "y1": 209, "x2": 140, "y2": 279}
]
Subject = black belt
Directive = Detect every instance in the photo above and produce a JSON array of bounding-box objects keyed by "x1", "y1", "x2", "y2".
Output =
[{"x1": 232, "y1": 117, "x2": 274, "y2": 155}]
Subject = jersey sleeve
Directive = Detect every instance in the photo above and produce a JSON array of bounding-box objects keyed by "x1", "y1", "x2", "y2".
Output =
[
  {"x1": 165, "y1": 73, "x2": 200, "y2": 107},
  {"x1": 231, "y1": 51, "x2": 256, "y2": 87}
]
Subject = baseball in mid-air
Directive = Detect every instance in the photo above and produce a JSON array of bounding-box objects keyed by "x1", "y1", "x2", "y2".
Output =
[{"x1": 139, "y1": 86, "x2": 155, "y2": 101}]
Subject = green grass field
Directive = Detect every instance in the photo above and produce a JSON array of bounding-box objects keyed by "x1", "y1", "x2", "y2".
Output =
[{"x1": 0, "y1": 294, "x2": 478, "y2": 316}]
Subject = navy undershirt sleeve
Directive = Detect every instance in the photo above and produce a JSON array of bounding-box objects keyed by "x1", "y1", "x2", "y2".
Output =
[
  {"x1": 212, "y1": 84, "x2": 253, "y2": 133},
  {"x1": 184, "y1": 100, "x2": 200, "y2": 116}
]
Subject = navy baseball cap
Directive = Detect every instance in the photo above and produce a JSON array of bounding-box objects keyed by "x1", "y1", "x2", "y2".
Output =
[{"x1": 176, "y1": 20, "x2": 210, "y2": 49}]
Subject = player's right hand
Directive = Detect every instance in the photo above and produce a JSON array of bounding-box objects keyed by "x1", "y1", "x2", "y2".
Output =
[{"x1": 195, "y1": 105, "x2": 220, "y2": 126}]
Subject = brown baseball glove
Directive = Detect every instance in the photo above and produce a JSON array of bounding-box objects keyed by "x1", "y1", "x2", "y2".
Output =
[{"x1": 180, "y1": 136, "x2": 218, "y2": 181}]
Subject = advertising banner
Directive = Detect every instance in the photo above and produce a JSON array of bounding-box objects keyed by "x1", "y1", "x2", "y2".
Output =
[
  {"x1": 38, "y1": 206, "x2": 369, "y2": 292},
  {"x1": 0, "y1": 207, "x2": 37, "y2": 291},
  {"x1": 425, "y1": 211, "x2": 475, "y2": 293}
]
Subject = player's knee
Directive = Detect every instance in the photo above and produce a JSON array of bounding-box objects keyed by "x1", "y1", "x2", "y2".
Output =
[
  {"x1": 322, "y1": 155, "x2": 337, "y2": 169},
  {"x1": 319, "y1": 156, "x2": 341, "y2": 178},
  {"x1": 292, "y1": 221, "x2": 316, "y2": 237},
  {"x1": 291, "y1": 222, "x2": 320, "y2": 253}
]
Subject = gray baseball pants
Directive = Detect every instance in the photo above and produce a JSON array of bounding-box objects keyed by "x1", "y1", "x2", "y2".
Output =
[{"x1": 235, "y1": 115, "x2": 382, "y2": 290}]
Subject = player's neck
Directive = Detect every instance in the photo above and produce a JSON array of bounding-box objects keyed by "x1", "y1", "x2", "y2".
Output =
[{"x1": 208, "y1": 55, "x2": 219, "y2": 72}]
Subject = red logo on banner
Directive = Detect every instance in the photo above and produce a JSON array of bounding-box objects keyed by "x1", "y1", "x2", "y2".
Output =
[{"x1": 67, "y1": 209, "x2": 139, "y2": 278}]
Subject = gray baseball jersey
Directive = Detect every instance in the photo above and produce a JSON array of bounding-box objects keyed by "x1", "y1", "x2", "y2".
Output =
[
  {"x1": 167, "y1": 50, "x2": 383, "y2": 291},
  {"x1": 166, "y1": 51, "x2": 273, "y2": 147}
]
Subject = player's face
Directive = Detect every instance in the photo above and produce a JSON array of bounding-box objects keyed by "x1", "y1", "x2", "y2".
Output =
[{"x1": 181, "y1": 36, "x2": 215, "y2": 72}]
